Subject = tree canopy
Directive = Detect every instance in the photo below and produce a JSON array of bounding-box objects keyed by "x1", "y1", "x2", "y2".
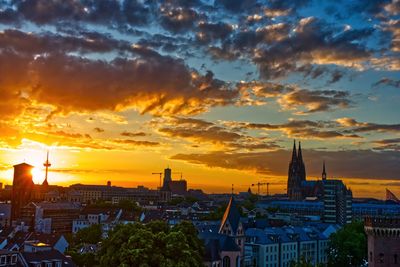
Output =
[
  {"x1": 74, "y1": 224, "x2": 103, "y2": 245},
  {"x1": 327, "y1": 221, "x2": 367, "y2": 267},
  {"x1": 98, "y1": 220, "x2": 204, "y2": 267}
]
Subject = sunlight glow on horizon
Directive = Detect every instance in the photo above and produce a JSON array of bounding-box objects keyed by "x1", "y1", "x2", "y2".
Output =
[{"x1": 0, "y1": 139, "x2": 398, "y2": 199}]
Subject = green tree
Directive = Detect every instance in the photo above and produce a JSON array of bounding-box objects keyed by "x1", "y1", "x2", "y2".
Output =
[
  {"x1": 75, "y1": 224, "x2": 103, "y2": 245},
  {"x1": 290, "y1": 257, "x2": 324, "y2": 267},
  {"x1": 327, "y1": 221, "x2": 367, "y2": 267},
  {"x1": 98, "y1": 221, "x2": 204, "y2": 267},
  {"x1": 201, "y1": 204, "x2": 227, "y2": 220},
  {"x1": 68, "y1": 250, "x2": 99, "y2": 267}
]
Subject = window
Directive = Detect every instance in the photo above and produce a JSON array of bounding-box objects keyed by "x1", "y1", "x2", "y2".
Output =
[
  {"x1": 10, "y1": 255, "x2": 17, "y2": 264},
  {"x1": 379, "y1": 253, "x2": 384, "y2": 263},
  {"x1": 394, "y1": 254, "x2": 398, "y2": 264},
  {"x1": 55, "y1": 261, "x2": 62, "y2": 267},
  {"x1": 222, "y1": 256, "x2": 230, "y2": 267},
  {"x1": 370, "y1": 252, "x2": 373, "y2": 262},
  {"x1": 0, "y1": 256, "x2": 6, "y2": 265}
]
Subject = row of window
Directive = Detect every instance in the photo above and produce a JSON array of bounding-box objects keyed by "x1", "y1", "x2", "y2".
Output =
[
  {"x1": 370, "y1": 252, "x2": 398, "y2": 264},
  {"x1": 30, "y1": 261, "x2": 62, "y2": 267},
  {"x1": 0, "y1": 254, "x2": 17, "y2": 265}
]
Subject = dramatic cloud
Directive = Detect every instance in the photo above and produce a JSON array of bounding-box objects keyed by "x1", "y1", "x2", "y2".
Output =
[
  {"x1": 172, "y1": 149, "x2": 400, "y2": 179},
  {"x1": 121, "y1": 131, "x2": 147, "y2": 137},
  {"x1": 336, "y1": 117, "x2": 400, "y2": 133},
  {"x1": 372, "y1": 138, "x2": 400, "y2": 151},
  {"x1": 159, "y1": 4, "x2": 199, "y2": 33},
  {"x1": 112, "y1": 139, "x2": 160, "y2": 147},
  {"x1": 237, "y1": 81, "x2": 353, "y2": 113},
  {"x1": 278, "y1": 89, "x2": 353, "y2": 114},
  {"x1": 373, "y1": 77, "x2": 400, "y2": 88},
  {"x1": 10, "y1": 0, "x2": 154, "y2": 26},
  {"x1": 0, "y1": 0, "x2": 398, "y2": 194},
  {"x1": 157, "y1": 117, "x2": 243, "y2": 144},
  {"x1": 156, "y1": 117, "x2": 280, "y2": 151},
  {"x1": 0, "y1": 50, "x2": 238, "y2": 118},
  {"x1": 234, "y1": 119, "x2": 361, "y2": 139},
  {"x1": 0, "y1": 29, "x2": 131, "y2": 55},
  {"x1": 196, "y1": 21, "x2": 234, "y2": 43},
  {"x1": 382, "y1": 19, "x2": 400, "y2": 52},
  {"x1": 208, "y1": 16, "x2": 376, "y2": 79},
  {"x1": 159, "y1": 126, "x2": 241, "y2": 144}
]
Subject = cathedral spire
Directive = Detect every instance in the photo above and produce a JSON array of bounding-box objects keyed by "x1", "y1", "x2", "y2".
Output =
[
  {"x1": 322, "y1": 160, "x2": 327, "y2": 180},
  {"x1": 291, "y1": 140, "x2": 297, "y2": 162},
  {"x1": 297, "y1": 141, "x2": 303, "y2": 162}
]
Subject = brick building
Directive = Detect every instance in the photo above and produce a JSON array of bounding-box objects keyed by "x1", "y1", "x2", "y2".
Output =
[{"x1": 364, "y1": 216, "x2": 400, "y2": 267}]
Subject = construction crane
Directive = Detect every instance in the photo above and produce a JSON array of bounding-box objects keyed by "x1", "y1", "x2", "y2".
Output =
[
  {"x1": 172, "y1": 172, "x2": 183, "y2": 180},
  {"x1": 152, "y1": 172, "x2": 162, "y2": 189},
  {"x1": 251, "y1": 182, "x2": 270, "y2": 196}
]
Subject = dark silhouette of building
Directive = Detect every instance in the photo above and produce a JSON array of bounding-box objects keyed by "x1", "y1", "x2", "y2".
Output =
[
  {"x1": 323, "y1": 179, "x2": 352, "y2": 225},
  {"x1": 42, "y1": 151, "x2": 51, "y2": 186},
  {"x1": 159, "y1": 167, "x2": 187, "y2": 198},
  {"x1": 287, "y1": 141, "x2": 324, "y2": 200},
  {"x1": 218, "y1": 195, "x2": 244, "y2": 266},
  {"x1": 169, "y1": 180, "x2": 187, "y2": 195},
  {"x1": 160, "y1": 168, "x2": 172, "y2": 202},
  {"x1": 322, "y1": 161, "x2": 327, "y2": 181},
  {"x1": 11, "y1": 163, "x2": 34, "y2": 222},
  {"x1": 287, "y1": 141, "x2": 306, "y2": 200},
  {"x1": 365, "y1": 216, "x2": 400, "y2": 267}
]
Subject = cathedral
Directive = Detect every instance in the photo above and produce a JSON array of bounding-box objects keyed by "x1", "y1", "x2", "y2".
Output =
[{"x1": 287, "y1": 140, "x2": 324, "y2": 200}]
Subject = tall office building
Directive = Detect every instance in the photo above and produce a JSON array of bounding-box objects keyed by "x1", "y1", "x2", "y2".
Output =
[
  {"x1": 323, "y1": 179, "x2": 352, "y2": 225},
  {"x1": 11, "y1": 163, "x2": 34, "y2": 221}
]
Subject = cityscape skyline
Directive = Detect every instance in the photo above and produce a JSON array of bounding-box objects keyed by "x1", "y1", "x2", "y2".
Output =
[
  {"x1": 0, "y1": 142, "x2": 398, "y2": 199},
  {"x1": 0, "y1": 0, "x2": 399, "y2": 199},
  {"x1": 0, "y1": 1, "x2": 399, "y2": 266}
]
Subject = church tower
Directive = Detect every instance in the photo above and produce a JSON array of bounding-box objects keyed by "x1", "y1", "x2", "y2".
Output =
[
  {"x1": 219, "y1": 195, "x2": 244, "y2": 264},
  {"x1": 322, "y1": 161, "x2": 327, "y2": 180},
  {"x1": 287, "y1": 140, "x2": 306, "y2": 200},
  {"x1": 297, "y1": 141, "x2": 306, "y2": 181}
]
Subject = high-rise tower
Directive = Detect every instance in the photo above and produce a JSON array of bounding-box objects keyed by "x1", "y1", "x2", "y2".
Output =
[
  {"x1": 323, "y1": 179, "x2": 352, "y2": 225},
  {"x1": 42, "y1": 151, "x2": 51, "y2": 186}
]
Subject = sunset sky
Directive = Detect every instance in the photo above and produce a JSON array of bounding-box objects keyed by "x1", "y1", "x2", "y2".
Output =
[{"x1": 0, "y1": 0, "x2": 399, "y2": 198}]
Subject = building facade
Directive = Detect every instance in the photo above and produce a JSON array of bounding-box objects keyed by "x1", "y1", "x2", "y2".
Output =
[
  {"x1": 198, "y1": 196, "x2": 244, "y2": 267},
  {"x1": 244, "y1": 225, "x2": 334, "y2": 267},
  {"x1": 11, "y1": 163, "x2": 34, "y2": 222},
  {"x1": 364, "y1": 217, "x2": 400, "y2": 267},
  {"x1": 323, "y1": 179, "x2": 352, "y2": 225},
  {"x1": 21, "y1": 202, "x2": 81, "y2": 234}
]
